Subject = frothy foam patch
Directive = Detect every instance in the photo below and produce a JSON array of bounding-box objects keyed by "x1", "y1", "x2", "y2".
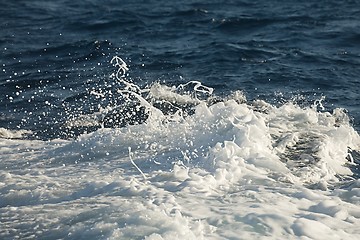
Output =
[
  {"x1": 1, "y1": 57, "x2": 360, "y2": 239},
  {"x1": 0, "y1": 128, "x2": 31, "y2": 139},
  {"x1": 268, "y1": 103, "x2": 360, "y2": 187}
]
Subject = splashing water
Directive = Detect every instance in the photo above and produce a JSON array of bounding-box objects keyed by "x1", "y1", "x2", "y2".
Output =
[
  {"x1": 59, "y1": 56, "x2": 360, "y2": 190},
  {"x1": 1, "y1": 56, "x2": 360, "y2": 239},
  {"x1": 64, "y1": 56, "x2": 219, "y2": 133},
  {"x1": 51, "y1": 56, "x2": 360, "y2": 187}
]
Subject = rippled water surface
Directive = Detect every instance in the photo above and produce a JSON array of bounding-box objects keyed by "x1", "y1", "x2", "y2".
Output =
[{"x1": 1, "y1": 1, "x2": 360, "y2": 239}]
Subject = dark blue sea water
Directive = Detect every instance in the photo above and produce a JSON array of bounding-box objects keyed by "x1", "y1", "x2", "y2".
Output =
[{"x1": 1, "y1": 0, "x2": 360, "y2": 139}]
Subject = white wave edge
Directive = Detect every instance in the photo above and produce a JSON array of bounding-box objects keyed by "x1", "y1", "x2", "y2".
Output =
[
  {"x1": 1, "y1": 97, "x2": 360, "y2": 239},
  {"x1": 0, "y1": 127, "x2": 32, "y2": 139}
]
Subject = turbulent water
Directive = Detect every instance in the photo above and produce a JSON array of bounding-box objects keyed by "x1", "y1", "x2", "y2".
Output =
[{"x1": 1, "y1": 0, "x2": 360, "y2": 239}]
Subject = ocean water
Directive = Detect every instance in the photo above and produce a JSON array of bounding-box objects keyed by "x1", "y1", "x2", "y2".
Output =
[{"x1": 1, "y1": 0, "x2": 360, "y2": 239}]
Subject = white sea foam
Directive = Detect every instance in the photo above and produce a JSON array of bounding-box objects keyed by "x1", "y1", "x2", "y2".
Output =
[
  {"x1": 1, "y1": 95, "x2": 360, "y2": 239},
  {"x1": 1, "y1": 58, "x2": 360, "y2": 239},
  {"x1": 0, "y1": 127, "x2": 31, "y2": 139}
]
